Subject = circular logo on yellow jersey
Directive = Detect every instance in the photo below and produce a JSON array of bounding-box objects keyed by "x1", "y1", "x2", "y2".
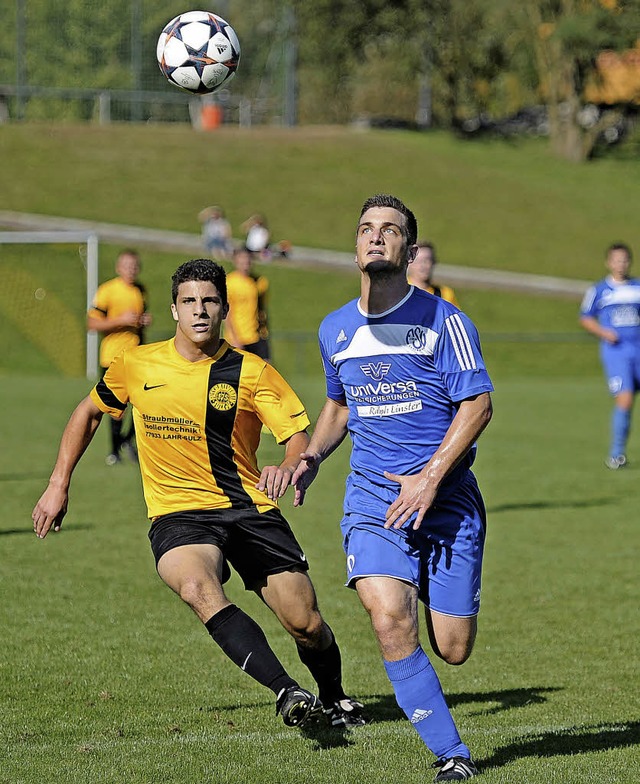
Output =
[{"x1": 208, "y1": 383, "x2": 237, "y2": 411}]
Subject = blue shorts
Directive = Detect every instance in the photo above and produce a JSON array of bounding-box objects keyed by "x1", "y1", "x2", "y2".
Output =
[
  {"x1": 601, "y1": 342, "x2": 640, "y2": 395},
  {"x1": 340, "y1": 471, "x2": 486, "y2": 617}
]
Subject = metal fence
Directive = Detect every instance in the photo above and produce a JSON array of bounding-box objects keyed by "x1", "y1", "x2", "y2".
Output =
[
  {"x1": 1, "y1": 0, "x2": 291, "y2": 126},
  {"x1": 0, "y1": 83, "x2": 257, "y2": 127}
]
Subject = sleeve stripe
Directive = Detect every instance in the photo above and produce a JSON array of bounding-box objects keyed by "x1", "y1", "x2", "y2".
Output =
[
  {"x1": 446, "y1": 314, "x2": 477, "y2": 370},
  {"x1": 580, "y1": 286, "x2": 596, "y2": 313},
  {"x1": 445, "y1": 318, "x2": 467, "y2": 369},
  {"x1": 453, "y1": 313, "x2": 477, "y2": 369},
  {"x1": 94, "y1": 379, "x2": 127, "y2": 411}
]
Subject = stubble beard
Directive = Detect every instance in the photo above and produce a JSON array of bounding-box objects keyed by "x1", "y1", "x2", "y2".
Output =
[{"x1": 363, "y1": 258, "x2": 407, "y2": 282}]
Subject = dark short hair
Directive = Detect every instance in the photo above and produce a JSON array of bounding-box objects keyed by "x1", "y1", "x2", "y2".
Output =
[
  {"x1": 606, "y1": 242, "x2": 633, "y2": 261},
  {"x1": 171, "y1": 259, "x2": 227, "y2": 305},
  {"x1": 416, "y1": 240, "x2": 437, "y2": 263},
  {"x1": 359, "y1": 194, "x2": 418, "y2": 246}
]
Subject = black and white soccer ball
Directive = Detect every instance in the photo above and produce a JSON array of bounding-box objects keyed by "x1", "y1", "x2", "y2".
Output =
[{"x1": 156, "y1": 11, "x2": 240, "y2": 95}]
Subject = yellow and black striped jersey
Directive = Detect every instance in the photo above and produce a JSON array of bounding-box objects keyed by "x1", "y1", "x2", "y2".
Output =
[
  {"x1": 88, "y1": 277, "x2": 147, "y2": 367},
  {"x1": 89, "y1": 339, "x2": 310, "y2": 519},
  {"x1": 423, "y1": 283, "x2": 460, "y2": 309},
  {"x1": 225, "y1": 271, "x2": 269, "y2": 346}
]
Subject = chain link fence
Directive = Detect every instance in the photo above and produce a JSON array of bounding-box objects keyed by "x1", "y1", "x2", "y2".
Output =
[{"x1": 0, "y1": 0, "x2": 283, "y2": 126}]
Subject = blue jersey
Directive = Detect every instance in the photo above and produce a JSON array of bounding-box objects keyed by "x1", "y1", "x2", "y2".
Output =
[
  {"x1": 318, "y1": 287, "x2": 494, "y2": 502},
  {"x1": 580, "y1": 277, "x2": 640, "y2": 345}
]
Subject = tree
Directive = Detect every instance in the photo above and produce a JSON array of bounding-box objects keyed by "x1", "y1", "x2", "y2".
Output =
[{"x1": 508, "y1": 0, "x2": 640, "y2": 161}]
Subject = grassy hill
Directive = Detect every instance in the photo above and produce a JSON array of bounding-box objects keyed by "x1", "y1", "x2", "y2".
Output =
[{"x1": 1, "y1": 123, "x2": 638, "y2": 279}]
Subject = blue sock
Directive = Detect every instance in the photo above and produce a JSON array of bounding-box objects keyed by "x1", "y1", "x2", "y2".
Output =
[
  {"x1": 611, "y1": 407, "x2": 631, "y2": 458},
  {"x1": 384, "y1": 646, "x2": 470, "y2": 760}
]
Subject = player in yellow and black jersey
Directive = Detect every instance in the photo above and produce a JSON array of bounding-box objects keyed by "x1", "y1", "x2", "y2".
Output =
[
  {"x1": 87, "y1": 249, "x2": 152, "y2": 465},
  {"x1": 224, "y1": 246, "x2": 271, "y2": 361},
  {"x1": 90, "y1": 334, "x2": 297, "y2": 518},
  {"x1": 33, "y1": 258, "x2": 365, "y2": 731},
  {"x1": 407, "y1": 241, "x2": 460, "y2": 308}
]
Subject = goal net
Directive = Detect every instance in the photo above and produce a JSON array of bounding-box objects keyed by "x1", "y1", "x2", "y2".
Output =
[{"x1": 0, "y1": 232, "x2": 99, "y2": 378}]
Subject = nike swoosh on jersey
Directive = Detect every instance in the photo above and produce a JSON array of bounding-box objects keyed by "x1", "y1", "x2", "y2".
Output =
[
  {"x1": 143, "y1": 383, "x2": 166, "y2": 391},
  {"x1": 290, "y1": 410, "x2": 306, "y2": 419}
]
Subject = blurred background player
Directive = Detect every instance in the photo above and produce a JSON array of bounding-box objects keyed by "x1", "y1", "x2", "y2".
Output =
[
  {"x1": 33, "y1": 258, "x2": 364, "y2": 731},
  {"x1": 580, "y1": 242, "x2": 640, "y2": 469},
  {"x1": 198, "y1": 205, "x2": 233, "y2": 261},
  {"x1": 407, "y1": 241, "x2": 460, "y2": 308},
  {"x1": 87, "y1": 248, "x2": 152, "y2": 465},
  {"x1": 241, "y1": 213, "x2": 271, "y2": 260},
  {"x1": 224, "y1": 246, "x2": 271, "y2": 362}
]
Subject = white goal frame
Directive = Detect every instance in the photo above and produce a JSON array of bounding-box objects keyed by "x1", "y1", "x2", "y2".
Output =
[{"x1": 0, "y1": 231, "x2": 99, "y2": 379}]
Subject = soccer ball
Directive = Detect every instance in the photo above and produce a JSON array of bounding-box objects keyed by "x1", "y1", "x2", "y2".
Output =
[{"x1": 156, "y1": 11, "x2": 240, "y2": 95}]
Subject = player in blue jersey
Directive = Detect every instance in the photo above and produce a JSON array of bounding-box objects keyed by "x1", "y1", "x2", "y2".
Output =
[
  {"x1": 580, "y1": 242, "x2": 640, "y2": 469},
  {"x1": 292, "y1": 194, "x2": 493, "y2": 782}
]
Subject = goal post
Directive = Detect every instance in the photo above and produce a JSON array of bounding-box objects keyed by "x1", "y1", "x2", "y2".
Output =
[{"x1": 0, "y1": 231, "x2": 99, "y2": 379}]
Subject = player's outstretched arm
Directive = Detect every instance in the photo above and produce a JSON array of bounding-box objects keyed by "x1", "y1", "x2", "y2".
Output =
[
  {"x1": 292, "y1": 397, "x2": 349, "y2": 507},
  {"x1": 32, "y1": 396, "x2": 104, "y2": 539},
  {"x1": 87, "y1": 312, "x2": 142, "y2": 334},
  {"x1": 385, "y1": 392, "x2": 493, "y2": 531},
  {"x1": 256, "y1": 430, "x2": 310, "y2": 501}
]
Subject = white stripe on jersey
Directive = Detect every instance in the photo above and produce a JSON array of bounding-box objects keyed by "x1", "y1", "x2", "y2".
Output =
[
  {"x1": 580, "y1": 286, "x2": 596, "y2": 312},
  {"x1": 601, "y1": 286, "x2": 640, "y2": 306},
  {"x1": 445, "y1": 314, "x2": 477, "y2": 370},
  {"x1": 332, "y1": 323, "x2": 438, "y2": 363}
]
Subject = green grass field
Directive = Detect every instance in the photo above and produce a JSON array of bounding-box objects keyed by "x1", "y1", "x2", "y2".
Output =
[
  {"x1": 1, "y1": 124, "x2": 639, "y2": 783},
  {"x1": 2, "y1": 372, "x2": 639, "y2": 784}
]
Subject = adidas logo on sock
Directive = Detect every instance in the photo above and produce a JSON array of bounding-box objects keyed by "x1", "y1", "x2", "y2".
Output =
[{"x1": 410, "y1": 708, "x2": 433, "y2": 724}]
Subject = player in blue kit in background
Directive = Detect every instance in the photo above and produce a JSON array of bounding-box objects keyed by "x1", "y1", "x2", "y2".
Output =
[
  {"x1": 292, "y1": 194, "x2": 493, "y2": 782},
  {"x1": 580, "y1": 242, "x2": 640, "y2": 469}
]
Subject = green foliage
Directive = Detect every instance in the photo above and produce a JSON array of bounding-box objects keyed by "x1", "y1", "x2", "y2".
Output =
[
  {"x1": 551, "y1": 1, "x2": 640, "y2": 79},
  {"x1": 3, "y1": 0, "x2": 640, "y2": 137}
]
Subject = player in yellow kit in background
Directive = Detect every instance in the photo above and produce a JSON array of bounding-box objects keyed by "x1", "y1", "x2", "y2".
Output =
[
  {"x1": 407, "y1": 241, "x2": 460, "y2": 308},
  {"x1": 33, "y1": 258, "x2": 365, "y2": 731},
  {"x1": 224, "y1": 246, "x2": 271, "y2": 361},
  {"x1": 87, "y1": 249, "x2": 152, "y2": 465}
]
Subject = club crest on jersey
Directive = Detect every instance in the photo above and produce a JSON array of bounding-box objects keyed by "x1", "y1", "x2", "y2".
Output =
[
  {"x1": 360, "y1": 362, "x2": 391, "y2": 381},
  {"x1": 406, "y1": 327, "x2": 427, "y2": 351},
  {"x1": 208, "y1": 383, "x2": 237, "y2": 411}
]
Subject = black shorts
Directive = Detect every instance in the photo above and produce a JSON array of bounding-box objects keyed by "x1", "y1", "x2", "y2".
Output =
[
  {"x1": 148, "y1": 507, "x2": 308, "y2": 589},
  {"x1": 243, "y1": 338, "x2": 270, "y2": 361}
]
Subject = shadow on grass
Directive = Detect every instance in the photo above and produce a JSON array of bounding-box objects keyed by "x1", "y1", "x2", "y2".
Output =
[
  {"x1": 298, "y1": 721, "x2": 357, "y2": 750},
  {"x1": 199, "y1": 702, "x2": 358, "y2": 750},
  {"x1": 0, "y1": 524, "x2": 93, "y2": 536},
  {"x1": 487, "y1": 497, "x2": 615, "y2": 513},
  {"x1": 0, "y1": 528, "x2": 40, "y2": 536},
  {"x1": 210, "y1": 686, "x2": 560, "y2": 731},
  {"x1": 449, "y1": 686, "x2": 562, "y2": 716},
  {"x1": 0, "y1": 472, "x2": 53, "y2": 481},
  {"x1": 480, "y1": 720, "x2": 640, "y2": 770},
  {"x1": 358, "y1": 686, "x2": 561, "y2": 724}
]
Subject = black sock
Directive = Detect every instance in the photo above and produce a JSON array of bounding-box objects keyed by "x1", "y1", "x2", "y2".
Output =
[
  {"x1": 110, "y1": 417, "x2": 123, "y2": 454},
  {"x1": 297, "y1": 630, "x2": 346, "y2": 705},
  {"x1": 205, "y1": 604, "x2": 296, "y2": 696}
]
